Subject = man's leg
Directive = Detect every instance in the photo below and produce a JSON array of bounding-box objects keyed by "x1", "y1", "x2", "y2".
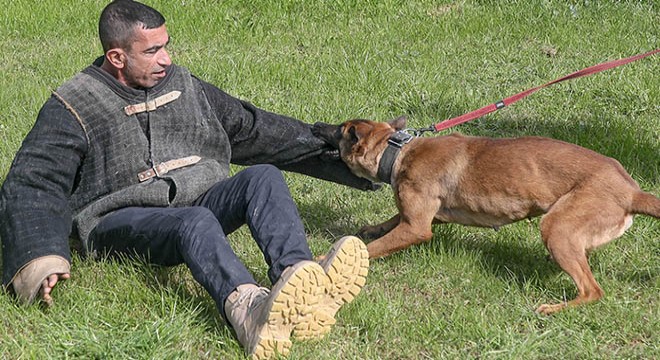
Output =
[
  {"x1": 89, "y1": 205, "x2": 325, "y2": 359},
  {"x1": 88, "y1": 206, "x2": 255, "y2": 317},
  {"x1": 193, "y1": 164, "x2": 313, "y2": 283},
  {"x1": 90, "y1": 165, "x2": 369, "y2": 357},
  {"x1": 195, "y1": 165, "x2": 370, "y2": 339}
]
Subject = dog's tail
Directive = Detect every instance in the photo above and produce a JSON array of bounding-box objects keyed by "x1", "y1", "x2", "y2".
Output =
[{"x1": 631, "y1": 191, "x2": 660, "y2": 218}]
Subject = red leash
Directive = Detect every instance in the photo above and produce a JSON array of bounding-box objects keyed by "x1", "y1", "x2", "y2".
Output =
[{"x1": 432, "y1": 48, "x2": 660, "y2": 132}]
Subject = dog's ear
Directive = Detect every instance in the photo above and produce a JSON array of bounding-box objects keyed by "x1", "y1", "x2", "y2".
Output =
[
  {"x1": 348, "y1": 125, "x2": 359, "y2": 144},
  {"x1": 388, "y1": 116, "x2": 407, "y2": 130},
  {"x1": 347, "y1": 125, "x2": 368, "y2": 157}
]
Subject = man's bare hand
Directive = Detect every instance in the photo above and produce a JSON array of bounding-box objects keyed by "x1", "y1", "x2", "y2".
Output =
[{"x1": 40, "y1": 272, "x2": 70, "y2": 307}]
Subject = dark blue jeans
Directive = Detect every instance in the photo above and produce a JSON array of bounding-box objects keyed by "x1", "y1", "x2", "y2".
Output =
[{"x1": 88, "y1": 165, "x2": 313, "y2": 318}]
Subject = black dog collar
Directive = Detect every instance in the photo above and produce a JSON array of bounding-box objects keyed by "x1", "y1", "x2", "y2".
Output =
[{"x1": 377, "y1": 131, "x2": 413, "y2": 184}]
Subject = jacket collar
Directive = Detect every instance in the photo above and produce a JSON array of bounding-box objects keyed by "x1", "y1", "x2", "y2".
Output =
[{"x1": 83, "y1": 56, "x2": 176, "y2": 100}]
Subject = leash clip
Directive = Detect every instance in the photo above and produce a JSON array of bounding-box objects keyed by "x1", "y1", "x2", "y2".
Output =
[
  {"x1": 388, "y1": 131, "x2": 414, "y2": 148},
  {"x1": 404, "y1": 126, "x2": 436, "y2": 137}
]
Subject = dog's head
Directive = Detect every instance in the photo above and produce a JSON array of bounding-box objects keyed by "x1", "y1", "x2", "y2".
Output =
[{"x1": 313, "y1": 116, "x2": 407, "y2": 181}]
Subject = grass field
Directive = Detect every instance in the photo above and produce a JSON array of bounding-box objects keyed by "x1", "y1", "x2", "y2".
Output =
[{"x1": 1, "y1": 0, "x2": 658, "y2": 359}]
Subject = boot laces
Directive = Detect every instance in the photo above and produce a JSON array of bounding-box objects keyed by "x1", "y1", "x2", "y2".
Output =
[{"x1": 236, "y1": 286, "x2": 270, "y2": 310}]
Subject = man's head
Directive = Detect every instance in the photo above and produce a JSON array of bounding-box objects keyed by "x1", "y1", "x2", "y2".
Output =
[{"x1": 99, "y1": 0, "x2": 172, "y2": 89}]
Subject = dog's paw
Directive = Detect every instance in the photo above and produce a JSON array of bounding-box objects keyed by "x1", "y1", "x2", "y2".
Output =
[
  {"x1": 357, "y1": 226, "x2": 387, "y2": 240},
  {"x1": 535, "y1": 303, "x2": 565, "y2": 315}
]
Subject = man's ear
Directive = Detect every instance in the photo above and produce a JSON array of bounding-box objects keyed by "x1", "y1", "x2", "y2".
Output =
[{"x1": 105, "y1": 48, "x2": 126, "y2": 69}]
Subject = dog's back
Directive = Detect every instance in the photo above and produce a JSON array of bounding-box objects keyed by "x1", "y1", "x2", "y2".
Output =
[{"x1": 406, "y1": 134, "x2": 646, "y2": 223}]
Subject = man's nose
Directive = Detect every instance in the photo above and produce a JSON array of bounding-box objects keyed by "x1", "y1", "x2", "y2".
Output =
[{"x1": 159, "y1": 48, "x2": 172, "y2": 66}]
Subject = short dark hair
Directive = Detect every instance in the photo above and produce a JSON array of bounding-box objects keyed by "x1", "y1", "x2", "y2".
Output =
[{"x1": 99, "y1": 0, "x2": 166, "y2": 52}]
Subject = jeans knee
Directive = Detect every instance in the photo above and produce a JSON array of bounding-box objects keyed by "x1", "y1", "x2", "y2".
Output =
[
  {"x1": 243, "y1": 164, "x2": 286, "y2": 187},
  {"x1": 173, "y1": 207, "x2": 222, "y2": 243},
  {"x1": 247, "y1": 164, "x2": 282, "y2": 179}
]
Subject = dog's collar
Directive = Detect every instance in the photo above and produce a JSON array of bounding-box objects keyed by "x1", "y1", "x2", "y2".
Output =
[{"x1": 377, "y1": 131, "x2": 413, "y2": 184}]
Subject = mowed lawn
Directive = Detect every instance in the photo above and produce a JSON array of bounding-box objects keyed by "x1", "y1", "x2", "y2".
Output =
[{"x1": 0, "y1": 1, "x2": 658, "y2": 359}]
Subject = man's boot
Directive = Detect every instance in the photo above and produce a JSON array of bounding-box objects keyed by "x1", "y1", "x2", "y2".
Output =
[
  {"x1": 225, "y1": 260, "x2": 327, "y2": 359},
  {"x1": 293, "y1": 236, "x2": 369, "y2": 340}
]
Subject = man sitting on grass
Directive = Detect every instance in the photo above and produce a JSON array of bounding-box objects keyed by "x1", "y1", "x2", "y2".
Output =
[{"x1": 0, "y1": 0, "x2": 373, "y2": 358}]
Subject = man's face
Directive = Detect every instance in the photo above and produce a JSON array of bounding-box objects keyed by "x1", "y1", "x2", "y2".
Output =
[{"x1": 122, "y1": 24, "x2": 172, "y2": 89}]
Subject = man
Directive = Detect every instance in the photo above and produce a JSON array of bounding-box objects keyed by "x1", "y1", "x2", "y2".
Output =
[{"x1": 0, "y1": 1, "x2": 374, "y2": 358}]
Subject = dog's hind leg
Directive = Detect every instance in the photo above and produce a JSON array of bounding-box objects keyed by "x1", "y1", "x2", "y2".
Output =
[
  {"x1": 535, "y1": 239, "x2": 602, "y2": 315},
  {"x1": 535, "y1": 194, "x2": 631, "y2": 315}
]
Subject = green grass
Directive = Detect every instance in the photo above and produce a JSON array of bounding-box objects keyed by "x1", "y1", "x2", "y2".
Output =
[{"x1": 1, "y1": 0, "x2": 658, "y2": 358}]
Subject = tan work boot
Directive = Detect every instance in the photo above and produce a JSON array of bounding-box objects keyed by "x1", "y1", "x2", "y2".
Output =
[
  {"x1": 293, "y1": 236, "x2": 369, "y2": 340},
  {"x1": 225, "y1": 260, "x2": 326, "y2": 359}
]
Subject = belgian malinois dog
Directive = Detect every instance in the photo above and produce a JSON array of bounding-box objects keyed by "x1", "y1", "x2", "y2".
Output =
[{"x1": 313, "y1": 116, "x2": 659, "y2": 314}]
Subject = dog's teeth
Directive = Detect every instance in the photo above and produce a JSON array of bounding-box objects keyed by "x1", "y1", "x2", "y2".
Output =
[{"x1": 321, "y1": 149, "x2": 341, "y2": 161}]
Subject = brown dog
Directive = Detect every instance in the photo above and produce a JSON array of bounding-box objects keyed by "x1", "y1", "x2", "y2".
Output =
[{"x1": 313, "y1": 116, "x2": 660, "y2": 314}]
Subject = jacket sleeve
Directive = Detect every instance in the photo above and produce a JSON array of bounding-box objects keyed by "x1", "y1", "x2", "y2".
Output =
[
  {"x1": 1, "y1": 96, "x2": 86, "y2": 286},
  {"x1": 198, "y1": 79, "x2": 378, "y2": 191}
]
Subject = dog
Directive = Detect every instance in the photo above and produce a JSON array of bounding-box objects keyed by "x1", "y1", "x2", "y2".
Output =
[{"x1": 313, "y1": 116, "x2": 660, "y2": 314}]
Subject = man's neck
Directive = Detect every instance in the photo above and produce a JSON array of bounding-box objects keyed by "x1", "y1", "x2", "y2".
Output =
[{"x1": 99, "y1": 59, "x2": 128, "y2": 87}]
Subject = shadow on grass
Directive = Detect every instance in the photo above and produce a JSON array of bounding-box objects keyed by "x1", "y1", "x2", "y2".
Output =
[
  {"x1": 300, "y1": 196, "x2": 563, "y2": 289},
  {"x1": 427, "y1": 224, "x2": 562, "y2": 288},
  {"x1": 91, "y1": 253, "x2": 226, "y2": 330},
  {"x1": 141, "y1": 265, "x2": 224, "y2": 325},
  {"x1": 298, "y1": 196, "x2": 371, "y2": 242}
]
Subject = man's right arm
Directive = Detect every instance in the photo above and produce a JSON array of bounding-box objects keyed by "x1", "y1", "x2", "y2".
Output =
[
  {"x1": 197, "y1": 79, "x2": 378, "y2": 191},
  {"x1": 0, "y1": 96, "x2": 87, "y2": 301}
]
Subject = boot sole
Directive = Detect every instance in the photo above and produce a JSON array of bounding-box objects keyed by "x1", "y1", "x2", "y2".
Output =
[
  {"x1": 251, "y1": 261, "x2": 326, "y2": 359},
  {"x1": 294, "y1": 236, "x2": 369, "y2": 340}
]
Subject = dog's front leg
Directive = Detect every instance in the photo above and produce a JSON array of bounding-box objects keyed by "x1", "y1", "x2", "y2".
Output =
[
  {"x1": 358, "y1": 214, "x2": 400, "y2": 240},
  {"x1": 366, "y1": 218, "x2": 434, "y2": 258},
  {"x1": 365, "y1": 185, "x2": 442, "y2": 258}
]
